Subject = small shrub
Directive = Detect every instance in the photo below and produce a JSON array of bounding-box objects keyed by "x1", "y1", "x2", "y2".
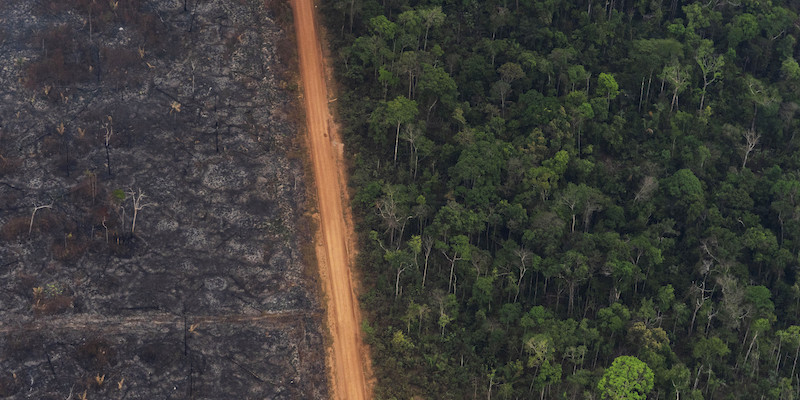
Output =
[
  {"x1": 52, "y1": 234, "x2": 88, "y2": 261},
  {"x1": 111, "y1": 189, "x2": 126, "y2": 202},
  {"x1": 89, "y1": 205, "x2": 113, "y2": 227},
  {"x1": 0, "y1": 373, "x2": 21, "y2": 397},
  {"x1": 77, "y1": 338, "x2": 117, "y2": 370},
  {"x1": 25, "y1": 25, "x2": 92, "y2": 89},
  {"x1": 41, "y1": 135, "x2": 62, "y2": 157},
  {"x1": 0, "y1": 217, "x2": 28, "y2": 241},
  {"x1": 5, "y1": 332, "x2": 43, "y2": 361},
  {"x1": 100, "y1": 46, "x2": 141, "y2": 87},
  {"x1": 71, "y1": 172, "x2": 104, "y2": 205},
  {"x1": 132, "y1": 13, "x2": 165, "y2": 47},
  {"x1": 108, "y1": 232, "x2": 136, "y2": 258},
  {"x1": 265, "y1": 0, "x2": 294, "y2": 29},
  {"x1": 0, "y1": 154, "x2": 21, "y2": 176},
  {"x1": 32, "y1": 284, "x2": 74, "y2": 315}
]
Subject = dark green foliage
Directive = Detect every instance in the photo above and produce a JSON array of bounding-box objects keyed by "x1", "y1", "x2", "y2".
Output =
[{"x1": 323, "y1": 0, "x2": 800, "y2": 398}]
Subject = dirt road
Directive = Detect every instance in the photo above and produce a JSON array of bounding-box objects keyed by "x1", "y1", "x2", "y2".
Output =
[{"x1": 289, "y1": 0, "x2": 373, "y2": 399}]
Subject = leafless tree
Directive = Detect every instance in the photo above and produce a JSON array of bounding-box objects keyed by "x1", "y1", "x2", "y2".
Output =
[
  {"x1": 741, "y1": 128, "x2": 760, "y2": 169},
  {"x1": 634, "y1": 176, "x2": 658, "y2": 202},
  {"x1": 101, "y1": 217, "x2": 109, "y2": 243},
  {"x1": 127, "y1": 188, "x2": 152, "y2": 234},
  {"x1": 661, "y1": 63, "x2": 689, "y2": 112},
  {"x1": 421, "y1": 234, "x2": 434, "y2": 288},
  {"x1": 416, "y1": 303, "x2": 430, "y2": 335},
  {"x1": 395, "y1": 259, "x2": 410, "y2": 300},
  {"x1": 560, "y1": 194, "x2": 579, "y2": 233},
  {"x1": 190, "y1": 60, "x2": 196, "y2": 95},
  {"x1": 401, "y1": 124, "x2": 423, "y2": 179},
  {"x1": 103, "y1": 116, "x2": 113, "y2": 176},
  {"x1": 689, "y1": 272, "x2": 713, "y2": 337},
  {"x1": 29, "y1": 201, "x2": 54, "y2": 236},
  {"x1": 513, "y1": 247, "x2": 532, "y2": 303},
  {"x1": 376, "y1": 188, "x2": 410, "y2": 248},
  {"x1": 442, "y1": 247, "x2": 465, "y2": 294},
  {"x1": 583, "y1": 199, "x2": 603, "y2": 233}
]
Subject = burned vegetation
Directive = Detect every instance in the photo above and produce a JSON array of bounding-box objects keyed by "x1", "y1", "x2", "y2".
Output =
[{"x1": 0, "y1": 0, "x2": 326, "y2": 398}]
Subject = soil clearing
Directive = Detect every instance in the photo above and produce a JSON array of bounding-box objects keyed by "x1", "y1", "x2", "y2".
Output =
[
  {"x1": 0, "y1": 0, "x2": 329, "y2": 398},
  {"x1": 290, "y1": 0, "x2": 373, "y2": 399}
]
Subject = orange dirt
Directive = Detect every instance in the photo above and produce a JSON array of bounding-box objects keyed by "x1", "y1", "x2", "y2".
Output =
[{"x1": 289, "y1": 1, "x2": 373, "y2": 399}]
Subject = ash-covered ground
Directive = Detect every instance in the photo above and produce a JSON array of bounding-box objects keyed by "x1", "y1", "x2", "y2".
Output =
[{"x1": 0, "y1": 0, "x2": 328, "y2": 398}]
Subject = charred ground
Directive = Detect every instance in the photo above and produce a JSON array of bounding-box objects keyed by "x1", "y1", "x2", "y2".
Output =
[{"x1": 0, "y1": 0, "x2": 327, "y2": 398}]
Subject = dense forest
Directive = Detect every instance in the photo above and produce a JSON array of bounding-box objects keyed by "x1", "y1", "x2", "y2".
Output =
[{"x1": 320, "y1": 0, "x2": 800, "y2": 398}]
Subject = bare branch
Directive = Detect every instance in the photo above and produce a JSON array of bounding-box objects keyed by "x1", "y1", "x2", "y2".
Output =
[
  {"x1": 29, "y1": 201, "x2": 54, "y2": 236},
  {"x1": 741, "y1": 129, "x2": 760, "y2": 169},
  {"x1": 127, "y1": 188, "x2": 152, "y2": 234}
]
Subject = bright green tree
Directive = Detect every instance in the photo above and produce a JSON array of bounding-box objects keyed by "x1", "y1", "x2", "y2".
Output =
[
  {"x1": 597, "y1": 355, "x2": 654, "y2": 400},
  {"x1": 597, "y1": 72, "x2": 619, "y2": 109}
]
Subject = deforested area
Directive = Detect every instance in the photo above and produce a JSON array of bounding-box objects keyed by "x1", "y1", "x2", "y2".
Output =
[{"x1": 0, "y1": 0, "x2": 328, "y2": 398}]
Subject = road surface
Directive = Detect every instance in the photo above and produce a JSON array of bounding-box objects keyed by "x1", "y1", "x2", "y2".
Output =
[{"x1": 289, "y1": 0, "x2": 373, "y2": 399}]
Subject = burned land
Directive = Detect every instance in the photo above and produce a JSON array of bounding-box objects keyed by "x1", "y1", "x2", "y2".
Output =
[{"x1": 0, "y1": 0, "x2": 328, "y2": 398}]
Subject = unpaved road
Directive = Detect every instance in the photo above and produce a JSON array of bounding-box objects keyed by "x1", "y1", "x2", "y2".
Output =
[{"x1": 289, "y1": 0, "x2": 373, "y2": 399}]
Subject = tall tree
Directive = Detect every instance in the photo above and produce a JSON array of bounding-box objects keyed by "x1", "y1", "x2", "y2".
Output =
[
  {"x1": 597, "y1": 72, "x2": 619, "y2": 110},
  {"x1": 695, "y1": 40, "x2": 724, "y2": 111},
  {"x1": 418, "y1": 7, "x2": 445, "y2": 51},
  {"x1": 385, "y1": 96, "x2": 418, "y2": 163}
]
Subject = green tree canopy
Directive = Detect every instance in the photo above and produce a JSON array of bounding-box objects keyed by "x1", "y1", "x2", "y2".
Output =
[{"x1": 597, "y1": 355, "x2": 654, "y2": 400}]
